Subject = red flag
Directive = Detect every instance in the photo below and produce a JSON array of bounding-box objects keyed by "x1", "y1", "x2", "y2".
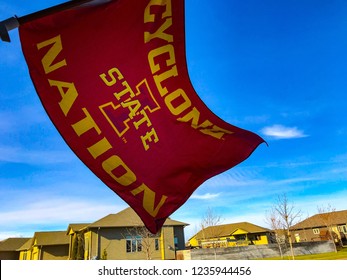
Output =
[{"x1": 19, "y1": 0, "x2": 264, "y2": 233}]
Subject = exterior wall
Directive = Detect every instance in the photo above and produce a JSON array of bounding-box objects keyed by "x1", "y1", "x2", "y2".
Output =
[
  {"x1": 31, "y1": 245, "x2": 40, "y2": 260},
  {"x1": 0, "y1": 251, "x2": 20, "y2": 260},
  {"x1": 249, "y1": 233, "x2": 269, "y2": 245},
  {"x1": 41, "y1": 245, "x2": 69, "y2": 260},
  {"x1": 84, "y1": 231, "x2": 92, "y2": 260},
  {"x1": 173, "y1": 226, "x2": 186, "y2": 250},
  {"x1": 292, "y1": 224, "x2": 347, "y2": 243},
  {"x1": 88, "y1": 227, "x2": 163, "y2": 260},
  {"x1": 86, "y1": 226, "x2": 183, "y2": 260},
  {"x1": 89, "y1": 229, "x2": 100, "y2": 260},
  {"x1": 292, "y1": 227, "x2": 325, "y2": 242},
  {"x1": 189, "y1": 237, "x2": 199, "y2": 247},
  {"x1": 161, "y1": 226, "x2": 175, "y2": 260},
  {"x1": 68, "y1": 233, "x2": 75, "y2": 259},
  {"x1": 19, "y1": 250, "x2": 32, "y2": 260},
  {"x1": 30, "y1": 245, "x2": 69, "y2": 260},
  {"x1": 183, "y1": 241, "x2": 335, "y2": 260},
  {"x1": 189, "y1": 232, "x2": 269, "y2": 248}
]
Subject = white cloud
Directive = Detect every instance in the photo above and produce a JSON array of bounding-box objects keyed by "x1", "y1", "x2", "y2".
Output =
[
  {"x1": 261, "y1": 124, "x2": 308, "y2": 139},
  {"x1": 191, "y1": 192, "x2": 221, "y2": 200},
  {"x1": 0, "y1": 198, "x2": 126, "y2": 239}
]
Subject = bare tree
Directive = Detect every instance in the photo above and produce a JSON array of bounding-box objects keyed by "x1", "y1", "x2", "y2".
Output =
[
  {"x1": 199, "y1": 207, "x2": 223, "y2": 259},
  {"x1": 273, "y1": 193, "x2": 302, "y2": 260},
  {"x1": 265, "y1": 208, "x2": 285, "y2": 259},
  {"x1": 317, "y1": 204, "x2": 339, "y2": 252},
  {"x1": 125, "y1": 225, "x2": 159, "y2": 260}
]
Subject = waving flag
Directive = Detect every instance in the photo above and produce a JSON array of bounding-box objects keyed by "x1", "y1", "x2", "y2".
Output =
[{"x1": 18, "y1": 0, "x2": 264, "y2": 233}]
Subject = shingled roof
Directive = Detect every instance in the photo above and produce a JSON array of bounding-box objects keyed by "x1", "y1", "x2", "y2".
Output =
[
  {"x1": 291, "y1": 209, "x2": 347, "y2": 230},
  {"x1": 17, "y1": 238, "x2": 33, "y2": 251},
  {"x1": 88, "y1": 207, "x2": 188, "y2": 228},
  {"x1": 0, "y1": 238, "x2": 31, "y2": 252},
  {"x1": 66, "y1": 223, "x2": 90, "y2": 235},
  {"x1": 32, "y1": 231, "x2": 69, "y2": 246},
  {"x1": 191, "y1": 222, "x2": 270, "y2": 240}
]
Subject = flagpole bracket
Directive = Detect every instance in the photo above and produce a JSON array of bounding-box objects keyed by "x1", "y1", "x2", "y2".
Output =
[{"x1": 0, "y1": 16, "x2": 19, "y2": 42}]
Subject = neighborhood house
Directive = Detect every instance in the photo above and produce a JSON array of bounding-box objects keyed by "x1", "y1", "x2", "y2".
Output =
[{"x1": 1, "y1": 208, "x2": 347, "y2": 260}]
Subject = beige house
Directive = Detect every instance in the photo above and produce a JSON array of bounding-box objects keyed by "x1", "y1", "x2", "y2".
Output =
[
  {"x1": 0, "y1": 238, "x2": 31, "y2": 260},
  {"x1": 82, "y1": 207, "x2": 188, "y2": 260},
  {"x1": 2, "y1": 207, "x2": 188, "y2": 260},
  {"x1": 18, "y1": 231, "x2": 70, "y2": 260},
  {"x1": 189, "y1": 222, "x2": 271, "y2": 248},
  {"x1": 291, "y1": 209, "x2": 347, "y2": 245}
]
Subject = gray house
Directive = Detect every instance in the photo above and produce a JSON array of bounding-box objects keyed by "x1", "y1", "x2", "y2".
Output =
[{"x1": 82, "y1": 207, "x2": 188, "y2": 260}]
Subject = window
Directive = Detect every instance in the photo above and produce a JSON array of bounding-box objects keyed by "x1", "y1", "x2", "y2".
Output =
[
  {"x1": 155, "y1": 239, "x2": 159, "y2": 251},
  {"x1": 253, "y1": 235, "x2": 261, "y2": 241},
  {"x1": 126, "y1": 236, "x2": 142, "y2": 253},
  {"x1": 174, "y1": 237, "x2": 178, "y2": 249},
  {"x1": 313, "y1": 228, "x2": 320, "y2": 235}
]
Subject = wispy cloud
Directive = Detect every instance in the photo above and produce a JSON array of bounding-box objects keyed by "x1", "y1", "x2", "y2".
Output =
[
  {"x1": 0, "y1": 197, "x2": 126, "y2": 239},
  {"x1": 261, "y1": 124, "x2": 308, "y2": 139},
  {"x1": 0, "y1": 145, "x2": 74, "y2": 165},
  {"x1": 191, "y1": 192, "x2": 221, "y2": 200}
]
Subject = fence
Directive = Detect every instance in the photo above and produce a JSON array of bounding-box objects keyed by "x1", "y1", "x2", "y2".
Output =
[{"x1": 176, "y1": 241, "x2": 335, "y2": 260}]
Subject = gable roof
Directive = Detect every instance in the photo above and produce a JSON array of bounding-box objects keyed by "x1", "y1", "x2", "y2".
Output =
[
  {"x1": 0, "y1": 238, "x2": 31, "y2": 252},
  {"x1": 32, "y1": 231, "x2": 69, "y2": 246},
  {"x1": 190, "y1": 222, "x2": 270, "y2": 240},
  {"x1": 17, "y1": 238, "x2": 33, "y2": 251},
  {"x1": 292, "y1": 209, "x2": 347, "y2": 230},
  {"x1": 88, "y1": 207, "x2": 188, "y2": 228},
  {"x1": 67, "y1": 223, "x2": 90, "y2": 234}
]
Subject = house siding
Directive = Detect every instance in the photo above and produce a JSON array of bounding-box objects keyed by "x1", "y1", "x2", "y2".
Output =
[
  {"x1": 19, "y1": 250, "x2": 32, "y2": 260},
  {"x1": 86, "y1": 226, "x2": 180, "y2": 260},
  {"x1": 0, "y1": 251, "x2": 19, "y2": 260},
  {"x1": 3, "y1": 208, "x2": 188, "y2": 260},
  {"x1": 190, "y1": 232, "x2": 269, "y2": 248},
  {"x1": 40, "y1": 245, "x2": 69, "y2": 260},
  {"x1": 290, "y1": 210, "x2": 347, "y2": 245},
  {"x1": 292, "y1": 224, "x2": 347, "y2": 244},
  {"x1": 189, "y1": 222, "x2": 271, "y2": 248}
]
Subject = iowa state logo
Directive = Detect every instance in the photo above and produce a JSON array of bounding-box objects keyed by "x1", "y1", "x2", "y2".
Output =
[{"x1": 99, "y1": 67, "x2": 161, "y2": 151}]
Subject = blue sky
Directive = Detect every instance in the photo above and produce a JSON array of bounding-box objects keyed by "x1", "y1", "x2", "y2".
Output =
[{"x1": 1, "y1": 0, "x2": 347, "y2": 241}]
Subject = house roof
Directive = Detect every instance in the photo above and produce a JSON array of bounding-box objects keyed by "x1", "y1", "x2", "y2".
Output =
[
  {"x1": 32, "y1": 231, "x2": 69, "y2": 246},
  {"x1": 0, "y1": 238, "x2": 31, "y2": 252},
  {"x1": 17, "y1": 238, "x2": 33, "y2": 251},
  {"x1": 291, "y1": 209, "x2": 347, "y2": 230},
  {"x1": 88, "y1": 207, "x2": 188, "y2": 228},
  {"x1": 190, "y1": 222, "x2": 270, "y2": 240},
  {"x1": 67, "y1": 223, "x2": 90, "y2": 234}
]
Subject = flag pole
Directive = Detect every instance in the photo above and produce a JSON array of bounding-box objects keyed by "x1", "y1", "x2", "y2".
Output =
[{"x1": 0, "y1": 0, "x2": 98, "y2": 42}]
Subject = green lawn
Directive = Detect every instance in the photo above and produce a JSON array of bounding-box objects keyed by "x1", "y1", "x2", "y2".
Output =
[{"x1": 261, "y1": 247, "x2": 347, "y2": 260}]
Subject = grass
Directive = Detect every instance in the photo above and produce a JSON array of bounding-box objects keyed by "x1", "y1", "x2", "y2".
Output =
[{"x1": 260, "y1": 247, "x2": 347, "y2": 260}]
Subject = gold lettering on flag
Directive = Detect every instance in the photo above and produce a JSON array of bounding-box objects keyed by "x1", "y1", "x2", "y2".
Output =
[
  {"x1": 99, "y1": 67, "x2": 160, "y2": 151},
  {"x1": 144, "y1": 0, "x2": 233, "y2": 140},
  {"x1": 35, "y1": 35, "x2": 168, "y2": 219},
  {"x1": 19, "y1": 0, "x2": 264, "y2": 233}
]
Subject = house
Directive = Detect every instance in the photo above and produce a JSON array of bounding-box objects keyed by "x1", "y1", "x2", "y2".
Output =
[
  {"x1": 188, "y1": 222, "x2": 271, "y2": 248},
  {"x1": 20, "y1": 231, "x2": 70, "y2": 260},
  {"x1": 83, "y1": 207, "x2": 188, "y2": 260},
  {"x1": 0, "y1": 238, "x2": 31, "y2": 260},
  {"x1": 291, "y1": 209, "x2": 347, "y2": 245}
]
